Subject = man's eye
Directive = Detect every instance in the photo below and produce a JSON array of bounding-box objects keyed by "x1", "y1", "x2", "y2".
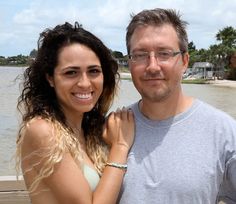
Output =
[
  {"x1": 158, "y1": 51, "x2": 170, "y2": 57},
  {"x1": 134, "y1": 53, "x2": 147, "y2": 59}
]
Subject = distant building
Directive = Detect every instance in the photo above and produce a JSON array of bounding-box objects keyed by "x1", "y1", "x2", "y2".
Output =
[
  {"x1": 191, "y1": 62, "x2": 214, "y2": 79},
  {"x1": 116, "y1": 58, "x2": 128, "y2": 67}
]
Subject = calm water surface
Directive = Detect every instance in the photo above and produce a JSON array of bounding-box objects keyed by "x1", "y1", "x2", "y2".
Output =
[{"x1": 1, "y1": 66, "x2": 236, "y2": 176}]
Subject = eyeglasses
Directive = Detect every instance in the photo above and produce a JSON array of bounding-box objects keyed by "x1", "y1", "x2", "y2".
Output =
[{"x1": 129, "y1": 50, "x2": 184, "y2": 64}]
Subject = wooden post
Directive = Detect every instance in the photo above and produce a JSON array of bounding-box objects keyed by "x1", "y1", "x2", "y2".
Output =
[{"x1": 0, "y1": 176, "x2": 31, "y2": 204}]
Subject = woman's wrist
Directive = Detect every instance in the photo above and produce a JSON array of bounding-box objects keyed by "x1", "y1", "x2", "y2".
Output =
[
  {"x1": 110, "y1": 144, "x2": 129, "y2": 154},
  {"x1": 108, "y1": 145, "x2": 129, "y2": 163}
]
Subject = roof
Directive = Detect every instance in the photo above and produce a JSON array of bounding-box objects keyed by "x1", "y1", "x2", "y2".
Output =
[{"x1": 192, "y1": 62, "x2": 213, "y2": 68}]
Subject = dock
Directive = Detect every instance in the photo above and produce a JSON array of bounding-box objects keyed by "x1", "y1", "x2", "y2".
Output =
[{"x1": 0, "y1": 176, "x2": 30, "y2": 204}]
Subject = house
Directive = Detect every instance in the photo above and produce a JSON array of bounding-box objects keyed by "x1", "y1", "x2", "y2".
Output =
[
  {"x1": 191, "y1": 62, "x2": 214, "y2": 79},
  {"x1": 115, "y1": 58, "x2": 128, "y2": 67}
]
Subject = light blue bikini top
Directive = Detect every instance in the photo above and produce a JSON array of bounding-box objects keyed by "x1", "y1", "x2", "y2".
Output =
[{"x1": 83, "y1": 164, "x2": 100, "y2": 191}]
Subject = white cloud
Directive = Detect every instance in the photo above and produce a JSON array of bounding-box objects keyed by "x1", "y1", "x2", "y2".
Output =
[{"x1": 0, "y1": 0, "x2": 236, "y2": 56}]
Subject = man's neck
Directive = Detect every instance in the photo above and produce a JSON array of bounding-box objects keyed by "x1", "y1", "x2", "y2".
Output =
[{"x1": 139, "y1": 94, "x2": 194, "y2": 121}]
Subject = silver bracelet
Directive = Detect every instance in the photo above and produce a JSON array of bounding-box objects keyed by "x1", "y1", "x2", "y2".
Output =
[{"x1": 106, "y1": 162, "x2": 128, "y2": 170}]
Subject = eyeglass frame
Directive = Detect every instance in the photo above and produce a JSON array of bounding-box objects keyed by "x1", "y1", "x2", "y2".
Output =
[{"x1": 128, "y1": 50, "x2": 185, "y2": 63}]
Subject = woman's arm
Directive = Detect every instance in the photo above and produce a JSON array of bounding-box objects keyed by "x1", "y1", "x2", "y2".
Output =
[
  {"x1": 21, "y1": 118, "x2": 93, "y2": 203},
  {"x1": 21, "y1": 109, "x2": 134, "y2": 204}
]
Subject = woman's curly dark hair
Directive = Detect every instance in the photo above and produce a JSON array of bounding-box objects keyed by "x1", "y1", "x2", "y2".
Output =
[{"x1": 18, "y1": 22, "x2": 119, "y2": 140}]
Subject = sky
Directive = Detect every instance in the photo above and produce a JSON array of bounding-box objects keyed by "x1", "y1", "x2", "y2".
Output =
[{"x1": 0, "y1": 0, "x2": 236, "y2": 57}]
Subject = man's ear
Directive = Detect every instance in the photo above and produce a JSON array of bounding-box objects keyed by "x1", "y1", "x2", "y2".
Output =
[
  {"x1": 182, "y1": 52, "x2": 189, "y2": 73},
  {"x1": 46, "y1": 74, "x2": 54, "y2": 87}
]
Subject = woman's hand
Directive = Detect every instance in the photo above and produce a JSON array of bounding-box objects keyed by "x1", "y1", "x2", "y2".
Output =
[
  {"x1": 103, "y1": 107, "x2": 135, "y2": 151},
  {"x1": 94, "y1": 108, "x2": 134, "y2": 203}
]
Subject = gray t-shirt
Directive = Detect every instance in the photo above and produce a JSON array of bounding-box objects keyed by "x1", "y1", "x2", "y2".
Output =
[{"x1": 118, "y1": 99, "x2": 236, "y2": 204}]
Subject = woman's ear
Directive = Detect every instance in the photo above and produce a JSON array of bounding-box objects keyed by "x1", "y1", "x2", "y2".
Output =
[{"x1": 46, "y1": 74, "x2": 54, "y2": 87}]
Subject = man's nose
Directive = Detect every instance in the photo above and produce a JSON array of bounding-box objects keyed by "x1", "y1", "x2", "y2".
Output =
[{"x1": 146, "y1": 52, "x2": 161, "y2": 73}]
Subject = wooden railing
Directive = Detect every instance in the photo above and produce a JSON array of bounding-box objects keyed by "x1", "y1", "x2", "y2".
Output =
[
  {"x1": 0, "y1": 176, "x2": 227, "y2": 204},
  {"x1": 0, "y1": 176, "x2": 30, "y2": 204}
]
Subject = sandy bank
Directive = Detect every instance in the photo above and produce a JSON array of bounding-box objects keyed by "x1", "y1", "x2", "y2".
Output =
[
  {"x1": 120, "y1": 72, "x2": 132, "y2": 79},
  {"x1": 120, "y1": 72, "x2": 236, "y2": 89},
  {"x1": 208, "y1": 79, "x2": 236, "y2": 88}
]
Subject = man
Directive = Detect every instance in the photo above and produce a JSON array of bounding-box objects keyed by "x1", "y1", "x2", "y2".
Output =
[{"x1": 118, "y1": 8, "x2": 236, "y2": 204}]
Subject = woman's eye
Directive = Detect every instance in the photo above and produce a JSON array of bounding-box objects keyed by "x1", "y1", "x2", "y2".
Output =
[
  {"x1": 89, "y1": 69, "x2": 101, "y2": 73},
  {"x1": 88, "y1": 67, "x2": 102, "y2": 75},
  {"x1": 64, "y1": 70, "x2": 77, "y2": 76}
]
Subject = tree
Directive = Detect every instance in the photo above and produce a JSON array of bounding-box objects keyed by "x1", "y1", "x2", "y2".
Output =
[
  {"x1": 188, "y1": 41, "x2": 196, "y2": 53},
  {"x1": 112, "y1": 51, "x2": 124, "y2": 59},
  {"x1": 188, "y1": 41, "x2": 198, "y2": 67},
  {"x1": 212, "y1": 26, "x2": 236, "y2": 79},
  {"x1": 216, "y1": 26, "x2": 236, "y2": 48},
  {"x1": 0, "y1": 56, "x2": 6, "y2": 65},
  {"x1": 29, "y1": 49, "x2": 37, "y2": 58}
]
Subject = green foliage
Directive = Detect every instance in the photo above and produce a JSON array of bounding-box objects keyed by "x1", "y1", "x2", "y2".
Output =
[
  {"x1": 188, "y1": 41, "x2": 196, "y2": 53},
  {"x1": 182, "y1": 79, "x2": 208, "y2": 84},
  {"x1": 118, "y1": 66, "x2": 130, "y2": 73},
  {"x1": 188, "y1": 48, "x2": 208, "y2": 68},
  {"x1": 112, "y1": 51, "x2": 124, "y2": 58},
  {"x1": 189, "y1": 26, "x2": 236, "y2": 80},
  {"x1": 209, "y1": 27, "x2": 236, "y2": 79},
  {"x1": 188, "y1": 41, "x2": 198, "y2": 67},
  {"x1": 216, "y1": 26, "x2": 236, "y2": 48},
  {"x1": 0, "y1": 54, "x2": 29, "y2": 66},
  {"x1": 227, "y1": 68, "x2": 236, "y2": 80},
  {"x1": 29, "y1": 49, "x2": 37, "y2": 58}
]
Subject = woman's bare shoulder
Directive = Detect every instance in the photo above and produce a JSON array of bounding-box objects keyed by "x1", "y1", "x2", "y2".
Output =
[{"x1": 22, "y1": 117, "x2": 55, "y2": 149}]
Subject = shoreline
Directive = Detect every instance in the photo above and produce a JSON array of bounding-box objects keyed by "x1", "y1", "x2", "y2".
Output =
[
  {"x1": 120, "y1": 72, "x2": 132, "y2": 79},
  {"x1": 208, "y1": 79, "x2": 236, "y2": 88},
  {"x1": 120, "y1": 72, "x2": 236, "y2": 88}
]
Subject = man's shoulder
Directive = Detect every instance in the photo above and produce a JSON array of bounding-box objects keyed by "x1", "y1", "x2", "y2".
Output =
[
  {"x1": 126, "y1": 101, "x2": 139, "y2": 110},
  {"x1": 196, "y1": 99, "x2": 236, "y2": 125}
]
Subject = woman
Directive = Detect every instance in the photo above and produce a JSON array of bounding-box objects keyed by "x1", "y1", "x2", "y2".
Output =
[{"x1": 16, "y1": 22, "x2": 134, "y2": 204}]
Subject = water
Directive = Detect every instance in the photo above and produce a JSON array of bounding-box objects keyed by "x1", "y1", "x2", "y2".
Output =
[
  {"x1": 0, "y1": 66, "x2": 25, "y2": 176},
  {"x1": 1, "y1": 66, "x2": 236, "y2": 176}
]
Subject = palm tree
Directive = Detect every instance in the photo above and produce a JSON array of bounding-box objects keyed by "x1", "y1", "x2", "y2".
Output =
[
  {"x1": 216, "y1": 26, "x2": 236, "y2": 48},
  {"x1": 213, "y1": 26, "x2": 236, "y2": 79}
]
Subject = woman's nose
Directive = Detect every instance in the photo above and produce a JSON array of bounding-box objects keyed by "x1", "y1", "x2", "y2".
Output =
[{"x1": 77, "y1": 73, "x2": 91, "y2": 87}]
